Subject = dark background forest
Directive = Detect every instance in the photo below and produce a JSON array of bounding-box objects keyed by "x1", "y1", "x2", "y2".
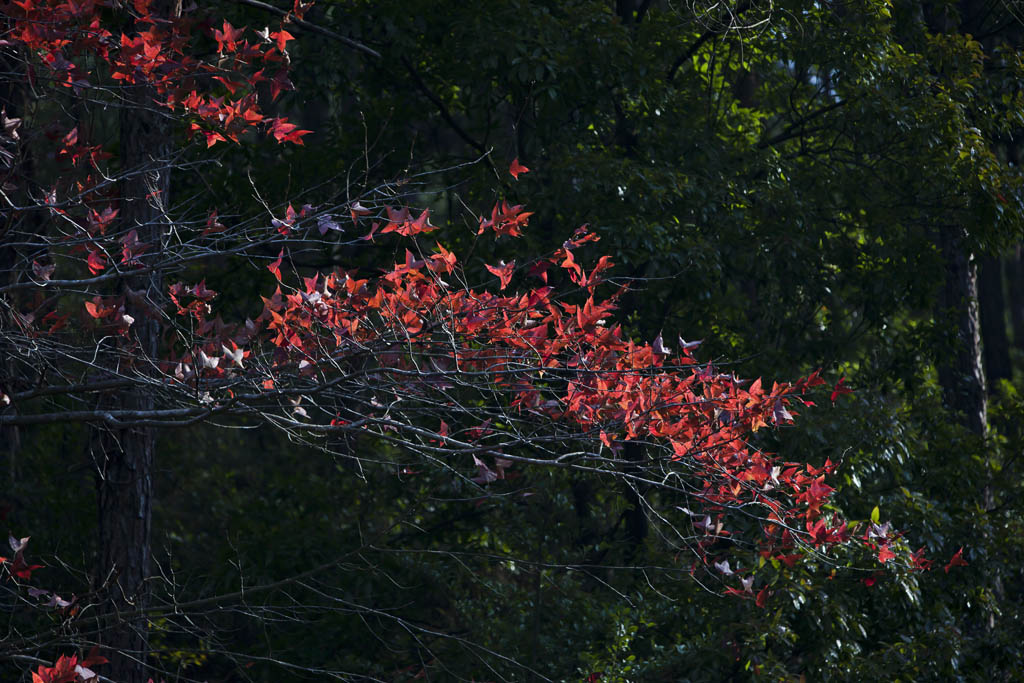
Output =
[{"x1": 3, "y1": 0, "x2": 1024, "y2": 680}]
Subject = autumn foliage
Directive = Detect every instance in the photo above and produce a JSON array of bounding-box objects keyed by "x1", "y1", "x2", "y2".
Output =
[{"x1": 0, "y1": 0, "x2": 958, "y2": 678}]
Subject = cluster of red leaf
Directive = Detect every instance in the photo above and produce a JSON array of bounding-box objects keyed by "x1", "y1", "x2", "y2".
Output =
[
  {"x1": 147, "y1": 192, "x2": 895, "y2": 593},
  {"x1": 4, "y1": 0, "x2": 309, "y2": 148},
  {"x1": 1, "y1": 1, "x2": 313, "y2": 296},
  {"x1": 29, "y1": 649, "x2": 107, "y2": 683},
  {"x1": 171, "y1": 184, "x2": 971, "y2": 600}
]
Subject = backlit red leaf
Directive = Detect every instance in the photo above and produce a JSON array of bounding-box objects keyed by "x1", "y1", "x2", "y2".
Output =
[
  {"x1": 87, "y1": 249, "x2": 106, "y2": 274},
  {"x1": 945, "y1": 547, "x2": 967, "y2": 573},
  {"x1": 485, "y1": 260, "x2": 515, "y2": 290},
  {"x1": 509, "y1": 157, "x2": 530, "y2": 179},
  {"x1": 877, "y1": 543, "x2": 895, "y2": 563},
  {"x1": 267, "y1": 248, "x2": 284, "y2": 280}
]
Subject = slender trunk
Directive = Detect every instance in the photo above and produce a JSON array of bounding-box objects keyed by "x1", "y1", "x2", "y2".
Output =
[
  {"x1": 621, "y1": 441, "x2": 649, "y2": 563},
  {"x1": 95, "y1": 8, "x2": 173, "y2": 680},
  {"x1": 934, "y1": 227, "x2": 999, "y2": 635},
  {"x1": 935, "y1": 227, "x2": 987, "y2": 436},
  {"x1": 978, "y1": 253, "x2": 1011, "y2": 391},
  {"x1": 931, "y1": 0, "x2": 1010, "y2": 645}
]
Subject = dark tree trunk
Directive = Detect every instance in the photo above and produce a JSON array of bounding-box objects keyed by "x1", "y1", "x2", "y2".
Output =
[
  {"x1": 935, "y1": 227, "x2": 987, "y2": 436},
  {"x1": 94, "y1": 411, "x2": 155, "y2": 682},
  {"x1": 1008, "y1": 245, "x2": 1024, "y2": 352},
  {"x1": 94, "y1": 7, "x2": 173, "y2": 681},
  {"x1": 935, "y1": 228, "x2": 1001, "y2": 631},
  {"x1": 978, "y1": 253, "x2": 1011, "y2": 391},
  {"x1": 620, "y1": 441, "x2": 649, "y2": 562}
]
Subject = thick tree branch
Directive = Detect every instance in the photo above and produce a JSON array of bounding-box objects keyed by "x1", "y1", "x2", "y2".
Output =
[{"x1": 0, "y1": 407, "x2": 216, "y2": 426}]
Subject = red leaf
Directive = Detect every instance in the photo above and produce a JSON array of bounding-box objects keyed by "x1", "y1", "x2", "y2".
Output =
[
  {"x1": 267, "y1": 248, "x2": 284, "y2": 280},
  {"x1": 430, "y1": 242, "x2": 457, "y2": 273},
  {"x1": 877, "y1": 543, "x2": 895, "y2": 563},
  {"x1": 777, "y1": 553, "x2": 801, "y2": 568},
  {"x1": 13, "y1": 561, "x2": 43, "y2": 580},
  {"x1": 191, "y1": 279, "x2": 217, "y2": 301},
  {"x1": 43, "y1": 311, "x2": 69, "y2": 333},
  {"x1": 84, "y1": 297, "x2": 117, "y2": 320},
  {"x1": 485, "y1": 260, "x2": 515, "y2": 290},
  {"x1": 944, "y1": 547, "x2": 967, "y2": 573},
  {"x1": 361, "y1": 221, "x2": 380, "y2": 242},
  {"x1": 87, "y1": 206, "x2": 118, "y2": 234},
  {"x1": 271, "y1": 29, "x2": 294, "y2": 52},
  {"x1": 830, "y1": 376, "x2": 853, "y2": 404},
  {"x1": 509, "y1": 157, "x2": 530, "y2": 179},
  {"x1": 755, "y1": 587, "x2": 768, "y2": 608},
  {"x1": 213, "y1": 20, "x2": 245, "y2": 53},
  {"x1": 268, "y1": 116, "x2": 311, "y2": 145},
  {"x1": 82, "y1": 646, "x2": 108, "y2": 668},
  {"x1": 270, "y1": 70, "x2": 294, "y2": 101},
  {"x1": 203, "y1": 129, "x2": 227, "y2": 148},
  {"x1": 349, "y1": 200, "x2": 371, "y2": 225},
  {"x1": 203, "y1": 210, "x2": 227, "y2": 236},
  {"x1": 87, "y1": 249, "x2": 106, "y2": 275},
  {"x1": 910, "y1": 546, "x2": 932, "y2": 571}
]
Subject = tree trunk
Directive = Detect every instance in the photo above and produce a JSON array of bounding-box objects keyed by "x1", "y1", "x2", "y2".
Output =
[
  {"x1": 978, "y1": 253, "x2": 1011, "y2": 391},
  {"x1": 1007, "y1": 245, "x2": 1024, "y2": 352},
  {"x1": 94, "y1": 8, "x2": 173, "y2": 681},
  {"x1": 934, "y1": 227, "x2": 1002, "y2": 633},
  {"x1": 935, "y1": 227, "x2": 987, "y2": 436}
]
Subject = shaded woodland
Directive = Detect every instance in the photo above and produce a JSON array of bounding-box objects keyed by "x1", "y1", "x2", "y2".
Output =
[{"x1": 3, "y1": 0, "x2": 1024, "y2": 680}]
